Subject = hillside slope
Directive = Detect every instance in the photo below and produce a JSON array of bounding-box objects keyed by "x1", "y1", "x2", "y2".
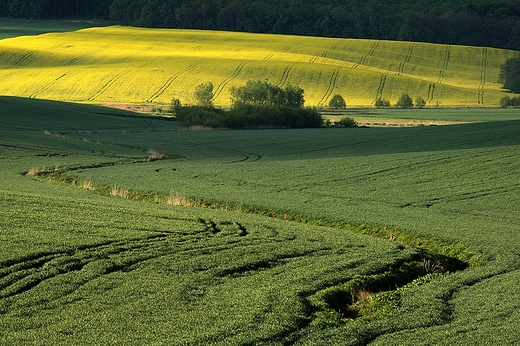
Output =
[{"x1": 0, "y1": 25, "x2": 518, "y2": 107}]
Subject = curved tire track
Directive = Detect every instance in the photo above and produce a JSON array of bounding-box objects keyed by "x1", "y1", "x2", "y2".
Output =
[
  {"x1": 397, "y1": 42, "x2": 414, "y2": 76},
  {"x1": 212, "y1": 62, "x2": 247, "y2": 100},
  {"x1": 88, "y1": 71, "x2": 126, "y2": 101},
  {"x1": 277, "y1": 64, "x2": 294, "y2": 88},
  {"x1": 318, "y1": 69, "x2": 340, "y2": 106},
  {"x1": 147, "y1": 61, "x2": 201, "y2": 102},
  {"x1": 374, "y1": 74, "x2": 387, "y2": 103},
  {"x1": 354, "y1": 40, "x2": 379, "y2": 69},
  {"x1": 30, "y1": 73, "x2": 67, "y2": 99}
]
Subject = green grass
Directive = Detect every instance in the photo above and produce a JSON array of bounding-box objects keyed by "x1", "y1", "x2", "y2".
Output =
[
  {"x1": 2, "y1": 95, "x2": 520, "y2": 344},
  {"x1": 0, "y1": 19, "x2": 518, "y2": 107}
]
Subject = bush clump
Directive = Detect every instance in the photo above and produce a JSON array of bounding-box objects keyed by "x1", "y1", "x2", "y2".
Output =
[
  {"x1": 395, "y1": 94, "x2": 414, "y2": 108},
  {"x1": 335, "y1": 116, "x2": 358, "y2": 128},
  {"x1": 499, "y1": 95, "x2": 520, "y2": 108},
  {"x1": 175, "y1": 105, "x2": 323, "y2": 129},
  {"x1": 374, "y1": 98, "x2": 390, "y2": 108}
]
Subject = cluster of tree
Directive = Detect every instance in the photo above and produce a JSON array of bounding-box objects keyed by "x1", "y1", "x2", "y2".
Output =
[
  {"x1": 499, "y1": 96, "x2": 520, "y2": 108},
  {"x1": 2, "y1": 0, "x2": 520, "y2": 51},
  {"x1": 230, "y1": 80, "x2": 304, "y2": 108},
  {"x1": 375, "y1": 94, "x2": 426, "y2": 109},
  {"x1": 172, "y1": 80, "x2": 323, "y2": 129},
  {"x1": 499, "y1": 57, "x2": 520, "y2": 94}
]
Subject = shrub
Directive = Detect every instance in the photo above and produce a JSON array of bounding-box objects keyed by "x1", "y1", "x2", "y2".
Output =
[
  {"x1": 374, "y1": 98, "x2": 390, "y2": 108},
  {"x1": 499, "y1": 95, "x2": 520, "y2": 108},
  {"x1": 415, "y1": 96, "x2": 426, "y2": 108},
  {"x1": 336, "y1": 116, "x2": 358, "y2": 128},
  {"x1": 329, "y1": 94, "x2": 346, "y2": 109},
  {"x1": 395, "y1": 93, "x2": 414, "y2": 108},
  {"x1": 175, "y1": 104, "x2": 323, "y2": 129}
]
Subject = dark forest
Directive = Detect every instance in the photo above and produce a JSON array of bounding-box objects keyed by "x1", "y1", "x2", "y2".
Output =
[{"x1": 1, "y1": 0, "x2": 519, "y2": 51}]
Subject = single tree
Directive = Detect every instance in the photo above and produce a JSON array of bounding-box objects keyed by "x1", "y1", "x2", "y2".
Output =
[
  {"x1": 194, "y1": 82, "x2": 214, "y2": 107},
  {"x1": 395, "y1": 93, "x2": 414, "y2": 108},
  {"x1": 498, "y1": 57, "x2": 520, "y2": 93},
  {"x1": 329, "y1": 94, "x2": 346, "y2": 109},
  {"x1": 415, "y1": 96, "x2": 426, "y2": 108}
]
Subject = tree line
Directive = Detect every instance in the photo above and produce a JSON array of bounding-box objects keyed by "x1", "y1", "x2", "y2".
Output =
[{"x1": 1, "y1": 0, "x2": 520, "y2": 51}]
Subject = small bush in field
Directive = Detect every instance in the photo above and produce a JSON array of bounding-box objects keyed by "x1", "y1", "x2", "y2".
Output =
[{"x1": 336, "y1": 116, "x2": 358, "y2": 128}]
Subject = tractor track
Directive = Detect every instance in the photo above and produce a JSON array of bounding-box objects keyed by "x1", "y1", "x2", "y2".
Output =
[
  {"x1": 88, "y1": 71, "x2": 126, "y2": 101},
  {"x1": 318, "y1": 69, "x2": 340, "y2": 106},
  {"x1": 374, "y1": 74, "x2": 387, "y2": 103},
  {"x1": 354, "y1": 40, "x2": 379, "y2": 68},
  {"x1": 212, "y1": 62, "x2": 247, "y2": 100},
  {"x1": 277, "y1": 64, "x2": 294, "y2": 88},
  {"x1": 147, "y1": 61, "x2": 201, "y2": 102},
  {"x1": 478, "y1": 47, "x2": 488, "y2": 105},
  {"x1": 397, "y1": 42, "x2": 414, "y2": 76},
  {"x1": 29, "y1": 73, "x2": 67, "y2": 99}
]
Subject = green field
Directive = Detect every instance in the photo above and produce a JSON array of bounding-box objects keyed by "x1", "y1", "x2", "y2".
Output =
[
  {"x1": 2, "y1": 95, "x2": 520, "y2": 344},
  {"x1": 0, "y1": 18, "x2": 519, "y2": 107},
  {"x1": 2, "y1": 20, "x2": 520, "y2": 345}
]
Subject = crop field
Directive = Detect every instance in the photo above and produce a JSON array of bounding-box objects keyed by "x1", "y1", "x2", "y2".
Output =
[
  {"x1": 2, "y1": 19, "x2": 520, "y2": 345},
  {"x1": 0, "y1": 19, "x2": 519, "y2": 107},
  {"x1": 2, "y1": 94, "x2": 520, "y2": 345}
]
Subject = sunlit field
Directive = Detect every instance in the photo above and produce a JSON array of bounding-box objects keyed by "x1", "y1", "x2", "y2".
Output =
[
  {"x1": 2, "y1": 19, "x2": 520, "y2": 345},
  {"x1": 0, "y1": 21, "x2": 517, "y2": 107}
]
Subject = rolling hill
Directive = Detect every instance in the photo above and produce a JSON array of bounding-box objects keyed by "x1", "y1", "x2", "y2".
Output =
[{"x1": 0, "y1": 24, "x2": 518, "y2": 107}]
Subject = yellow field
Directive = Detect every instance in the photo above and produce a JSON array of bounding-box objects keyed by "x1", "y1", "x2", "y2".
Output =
[{"x1": 0, "y1": 25, "x2": 518, "y2": 107}]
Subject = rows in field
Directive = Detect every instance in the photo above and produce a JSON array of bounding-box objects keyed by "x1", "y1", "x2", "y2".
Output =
[
  {"x1": 0, "y1": 186, "x2": 419, "y2": 344},
  {"x1": 0, "y1": 26, "x2": 516, "y2": 106}
]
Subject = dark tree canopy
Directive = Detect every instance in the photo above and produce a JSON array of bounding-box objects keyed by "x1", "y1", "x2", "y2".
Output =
[
  {"x1": 395, "y1": 94, "x2": 414, "y2": 108},
  {"x1": 1, "y1": 0, "x2": 520, "y2": 51},
  {"x1": 194, "y1": 81, "x2": 213, "y2": 107},
  {"x1": 329, "y1": 94, "x2": 346, "y2": 109},
  {"x1": 499, "y1": 57, "x2": 520, "y2": 94},
  {"x1": 230, "y1": 80, "x2": 305, "y2": 108}
]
